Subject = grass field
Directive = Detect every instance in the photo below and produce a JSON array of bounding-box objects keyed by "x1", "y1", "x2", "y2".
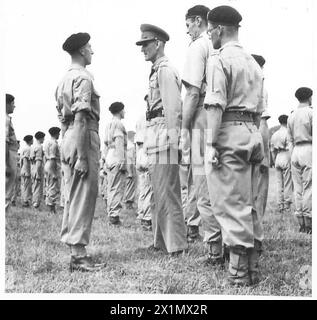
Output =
[{"x1": 5, "y1": 168, "x2": 312, "y2": 296}]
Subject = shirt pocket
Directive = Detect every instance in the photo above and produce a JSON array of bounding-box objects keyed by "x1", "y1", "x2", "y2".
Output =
[{"x1": 144, "y1": 117, "x2": 169, "y2": 153}]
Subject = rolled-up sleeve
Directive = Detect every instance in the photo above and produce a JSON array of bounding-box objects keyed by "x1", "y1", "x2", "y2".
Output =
[
  {"x1": 204, "y1": 55, "x2": 227, "y2": 110},
  {"x1": 71, "y1": 76, "x2": 92, "y2": 114},
  {"x1": 158, "y1": 66, "x2": 182, "y2": 135}
]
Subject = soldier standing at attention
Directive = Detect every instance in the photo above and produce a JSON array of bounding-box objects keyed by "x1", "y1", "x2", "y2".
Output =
[
  {"x1": 104, "y1": 102, "x2": 127, "y2": 225},
  {"x1": 56, "y1": 32, "x2": 104, "y2": 271},
  {"x1": 44, "y1": 127, "x2": 61, "y2": 214},
  {"x1": 124, "y1": 130, "x2": 136, "y2": 210},
  {"x1": 136, "y1": 24, "x2": 188, "y2": 255},
  {"x1": 287, "y1": 87, "x2": 313, "y2": 234},
  {"x1": 204, "y1": 6, "x2": 265, "y2": 285},
  {"x1": 252, "y1": 54, "x2": 271, "y2": 218},
  {"x1": 271, "y1": 115, "x2": 293, "y2": 214},
  {"x1": 30, "y1": 131, "x2": 45, "y2": 209},
  {"x1": 5, "y1": 94, "x2": 19, "y2": 212},
  {"x1": 181, "y1": 5, "x2": 223, "y2": 263},
  {"x1": 135, "y1": 112, "x2": 153, "y2": 231},
  {"x1": 20, "y1": 135, "x2": 33, "y2": 207}
]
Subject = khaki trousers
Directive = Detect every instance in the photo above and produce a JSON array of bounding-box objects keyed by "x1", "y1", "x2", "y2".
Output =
[
  {"x1": 125, "y1": 175, "x2": 136, "y2": 204},
  {"x1": 45, "y1": 163, "x2": 61, "y2": 206},
  {"x1": 6, "y1": 148, "x2": 17, "y2": 210},
  {"x1": 291, "y1": 144, "x2": 312, "y2": 218},
  {"x1": 275, "y1": 151, "x2": 293, "y2": 209},
  {"x1": 136, "y1": 170, "x2": 153, "y2": 221},
  {"x1": 107, "y1": 164, "x2": 126, "y2": 218},
  {"x1": 148, "y1": 149, "x2": 188, "y2": 253},
  {"x1": 60, "y1": 128, "x2": 100, "y2": 246},
  {"x1": 191, "y1": 105, "x2": 220, "y2": 242},
  {"x1": 21, "y1": 175, "x2": 32, "y2": 204},
  {"x1": 205, "y1": 121, "x2": 264, "y2": 248},
  {"x1": 255, "y1": 165, "x2": 269, "y2": 217}
]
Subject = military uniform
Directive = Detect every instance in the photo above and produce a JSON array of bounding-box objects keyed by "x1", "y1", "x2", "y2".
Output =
[
  {"x1": 287, "y1": 87, "x2": 313, "y2": 233},
  {"x1": 11, "y1": 153, "x2": 21, "y2": 205},
  {"x1": 20, "y1": 141, "x2": 33, "y2": 206},
  {"x1": 56, "y1": 64, "x2": 100, "y2": 248},
  {"x1": 104, "y1": 113, "x2": 127, "y2": 223},
  {"x1": 182, "y1": 7, "x2": 222, "y2": 248},
  {"x1": 135, "y1": 115, "x2": 153, "y2": 228},
  {"x1": 44, "y1": 131, "x2": 61, "y2": 211},
  {"x1": 205, "y1": 6, "x2": 265, "y2": 285},
  {"x1": 124, "y1": 138, "x2": 136, "y2": 209},
  {"x1": 136, "y1": 24, "x2": 188, "y2": 253},
  {"x1": 30, "y1": 135, "x2": 45, "y2": 208},
  {"x1": 271, "y1": 124, "x2": 293, "y2": 212},
  {"x1": 5, "y1": 113, "x2": 18, "y2": 211}
]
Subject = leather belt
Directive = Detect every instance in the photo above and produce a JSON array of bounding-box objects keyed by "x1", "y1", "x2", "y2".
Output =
[
  {"x1": 295, "y1": 141, "x2": 312, "y2": 146},
  {"x1": 146, "y1": 107, "x2": 164, "y2": 121},
  {"x1": 222, "y1": 110, "x2": 255, "y2": 122}
]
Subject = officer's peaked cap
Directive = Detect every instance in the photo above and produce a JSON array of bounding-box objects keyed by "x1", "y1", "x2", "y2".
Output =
[{"x1": 136, "y1": 24, "x2": 169, "y2": 45}]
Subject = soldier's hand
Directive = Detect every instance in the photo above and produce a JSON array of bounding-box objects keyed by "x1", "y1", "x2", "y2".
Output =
[
  {"x1": 205, "y1": 145, "x2": 221, "y2": 174},
  {"x1": 74, "y1": 158, "x2": 89, "y2": 179}
]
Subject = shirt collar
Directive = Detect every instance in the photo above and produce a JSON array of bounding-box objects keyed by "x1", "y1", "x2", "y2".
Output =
[
  {"x1": 220, "y1": 41, "x2": 242, "y2": 51},
  {"x1": 152, "y1": 55, "x2": 168, "y2": 70}
]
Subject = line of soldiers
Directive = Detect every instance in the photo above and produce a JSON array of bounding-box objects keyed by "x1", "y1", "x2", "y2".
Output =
[{"x1": 5, "y1": 4, "x2": 312, "y2": 287}]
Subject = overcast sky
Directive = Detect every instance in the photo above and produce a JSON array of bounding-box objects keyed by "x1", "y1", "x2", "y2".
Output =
[{"x1": 2, "y1": 0, "x2": 315, "y2": 148}]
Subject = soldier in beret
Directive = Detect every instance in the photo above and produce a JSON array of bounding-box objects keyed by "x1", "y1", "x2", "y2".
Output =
[
  {"x1": 30, "y1": 131, "x2": 45, "y2": 208},
  {"x1": 104, "y1": 102, "x2": 127, "y2": 225},
  {"x1": 136, "y1": 24, "x2": 188, "y2": 254},
  {"x1": 271, "y1": 115, "x2": 293, "y2": 214},
  {"x1": 56, "y1": 32, "x2": 104, "y2": 271},
  {"x1": 20, "y1": 135, "x2": 34, "y2": 207},
  {"x1": 288, "y1": 87, "x2": 313, "y2": 234},
  {"x1": 204, "y1": 6, "x2": 265, "y2": 285},
  {"x1": 181, "y1": 4, "x2": 223, "y2": 263},
  {"x1": 44, "y1": 127, "x2": 61, "y2": 214},
  {"x1": 5, "y1": 94, "x2": 19, "y2": 211},
  {"x1": 252, "y1": 54, "x2": 271, "y2": 218}
]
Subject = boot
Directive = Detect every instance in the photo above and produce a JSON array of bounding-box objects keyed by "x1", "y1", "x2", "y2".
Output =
[
  {"x1": 297, "y1": 216, "x2": 306, "y2": 233},
  {"x1": 304, "y1": 216, "x2": 312, "y2": 234},
  {"x1": 187, "y1": 225, "x2": 200, "y2": 243},
  {"x1": 248, "y1": 240, "x2": 262, "y2": 285},
  {"x1": 227, "y1": 246, "x2": 250, "y2": 286},
  {"x1": 206, "y1": 241, "x2": 224, "y2": 266}
]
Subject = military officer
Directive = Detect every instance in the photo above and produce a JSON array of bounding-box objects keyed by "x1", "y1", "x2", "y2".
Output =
[
  {"x1": 252, "y1": 54, "x2": 271, "y2": 218},
  {"x1": 104, "y1": 102, "x2": 127, "y2": 225},
  {"x1": 20, "y1": 135, "x2": 33, "y2": 207},
  {"x1": 44, "y1": 127, "x2": 61, "y2": 213},
  {"x1": 204, "y1": 6, "x2": 265, "y2": 285},
  {"x1": 56, "y1": 32, "x2": 104, "y2": 271},
  {"x1": 136, "y1": 24, "x2": 188, "y2": 254},
  {"x1": 135, "y1": 112, "x2": 153, "y2": 231},
  {"x1": 124, "y1": 130, "x2": 136, "y2": 210},
  {"x1": 30, "y1": 131, "x2": 45, "y2": 208},
  {"x1": 6, "y1": 93, "x2": 19, "y2": 211},
  {"x1": 287, "y1": 87, "x2": 313, "y2": 234},
  {"x1": 182, "y1": 5, "x2": 223, "y2": 262},
  {"x1": 271, "y1": 115, "x2": 293, "y2": 213}
]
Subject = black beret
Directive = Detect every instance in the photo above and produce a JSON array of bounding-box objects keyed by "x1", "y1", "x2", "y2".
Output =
[
  {"x1": 109, "y1": 102, "x2": 124, "y2": 114},
  {"x1": 48, "y1": 127, "x2": 61, "y2": 136},
  {"x1": 185, "y1": 5, "x2": 210, "y2": 21},
  {"x1": 62, "y1": 32, "x2": 90, "y2": 53},
  {"x1": 35, "y1": 131, "x2": 45, "y2": 140},
  {"x1": 207, "y1": 5, "x2": 242, "y2": 26},
  {"x1": 23, "y1": 135, "x2": 33, "y2": 143},
  {"x1": 6, "y1": 94, "x2": 15, "y2": 104},
  {"x1": 252, "y1": 54, "x2": 266, "y2": 67},
  {"x1": 136, "y1": 24, "x2": 169, "y2": 46},
  {"x1": 278, "y1": 114, "x2": 288, "y2": 124},
  {"x1": 295, "y1": 87, "x2": 313, "y2": 102}
]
